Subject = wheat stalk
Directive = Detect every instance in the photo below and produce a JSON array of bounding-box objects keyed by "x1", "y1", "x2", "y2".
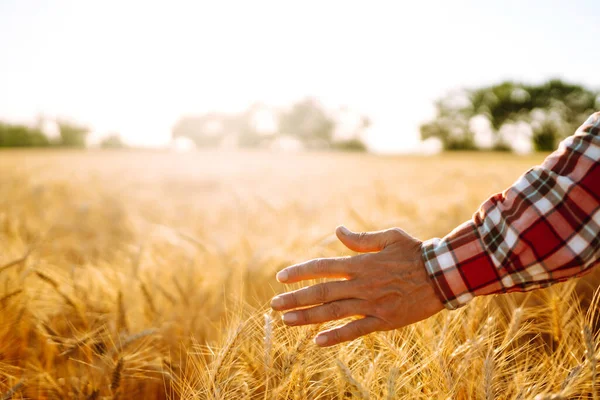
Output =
[
  {"x1": 584, "y1": 325, "x2": 597, "y2": 400},
  {"x1": 263, "y1": 311, "x2": 273, "y2": 400},
  {"x1": 155, "y1": 281, "x2": 177, "y2": 305},
  {"x1": 0, "y1": 381, "x2": 24, "y2": 400},
  {"x1": 386, "y1": 367, "x2": 398, "y2": 400},
  {"x1": 111, "y1": 357, "x2": 124, "y2": 399},
  {"x1": 335, "y1": 358, "x2": 369, "y2": 399},
  {"x1": 140, "y1": 282, "x2": 157, "y2": 318},
  {"x1": 561, "y1": 364, "x2": 583, "y2": 392},
  {"x1": 550, "y1": 296, "x2": 563, "y2": 344},
  {"x1": 483, "y1": 350, "x2": 495, "y2": 400},
  {"x1": 59, "y1": 327, "x2": 105, "y2": 356},
  {"x1": 503, "y1": 307, "x2": 523, "y2": 347},
  {"x1": 113, "y1": 328, "x2": 157, "y2": 356},
  {"x1": 0, "y1": 248, "x2": 32, "y2": 275},
  {"x1": 86, "y1": 389, "x2": 100, "y2": 400},
  {"x1": 280, "y1": 325, "x2": 319, "y2": 378},
  {"x1": 210, "y1": 323, "x2": 245, "y2": 395},
  {"x1": 35, "y1": 271, "x2": 84, "y2": 321},
  {"x1": 116, "y1": 290, "x2": 128, "y2": 334},
  {"x1": 172, "y1": 276, "x2": 189, "y2": 306},
  {"x1": 0, "y1": 289, "x2": 22, "y2": 306}
]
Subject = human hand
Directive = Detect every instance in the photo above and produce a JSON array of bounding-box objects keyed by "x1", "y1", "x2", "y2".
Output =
[{"x1": 271, "y1": 226, "x2": 444, "y2": 347}]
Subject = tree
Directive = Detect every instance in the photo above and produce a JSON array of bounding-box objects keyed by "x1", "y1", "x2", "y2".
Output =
[
  {"x1": 330, "y1": 113, "x2": 369, "y2": 152},
  {"x1": 172, "y1": 113, "x2": 230, "y2": 148},
  {"x1": 420, "y1": 102, "x2": 477, "y2": 150},
  {"x1": 100, "y1": 134, "x2": 126, "y2": 149},
  {"x1": 57, "y1": 120, "x2": 89, "y2": 148},
  {"x1": 236, "y1": 103, "x2": 277, "y2": 148},
  {"x1": 172, "y1": 99, "x2": 371, "y2": 152},
  {"x1": 332, "y1": 138, "x2": 367, "y2": 152},
  {"x1": 532, "y1": 125, "x2": 558, "y2": 152},
  {"x1": 0, "y1": 122, "x2": 49, "y2": 147},
  {"x1": 172, "y1": 108, "x2": 271, "y2": 149},
  {"x1": 421, "y1": 79, "x2": 598, "y2": 152},
  {"x1": 278, "y1": 98, "x2": 335, "y2": 148}
]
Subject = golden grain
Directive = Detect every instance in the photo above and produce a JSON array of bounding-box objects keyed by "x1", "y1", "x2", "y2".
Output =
[{"x1": 0, "y1": 150, "x2": 598, "y2": 399}]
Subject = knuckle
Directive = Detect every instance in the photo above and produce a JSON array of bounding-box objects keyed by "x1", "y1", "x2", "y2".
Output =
[
  {"x1": 390, "y1": 227, "x2": 405, "y2": 236},
  {"x1": 350, "y1": 322, "x2": 365, "y2": 338},
  {"x1": 359, "y1": 281, "x2": 377, "y2": 299},
  {"x1": 286, "y1": 292, "x2": 298, "y2": 308},
  {"x1": 314, "y1": 284, "x2": 329, "y2": 303},
  {"x1": 351, "y1": 254, "x2": 369, "y2": 275},
  {"x1": 328, "y1": 302, "x2": 344, "y2": 320},
  {"x1": 341, "y1": 261, "x2": 353, "y2": 275},
  {"x1": 389, "y1": 227, "x2": 407, "y2": 241},
  {"x1": 350, "y1": 253, "x2": 365, "y2": 267},
  {"x1": 370, "y1": 298, "x2": 396, "y2": 325},
  {"x1": 314, "y1": 258, "x2": 328, "y2": 274},
  {"x1": 296, "y1": 310, "x2": 308, "y2": 324},
  {"x1": 344, "y1": 258, "x2": 357, "y2": 275},
  {"x1": 374, "y1": 304, "x2": 391, "y2": 320},
  {"x1": 357, "y1": 253, "x2": 372, "y2": 265}
]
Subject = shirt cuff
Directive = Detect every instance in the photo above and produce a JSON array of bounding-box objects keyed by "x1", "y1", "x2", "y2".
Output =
[{"x1": 421, "y1": 235, "x2": 474, "y2": 310}]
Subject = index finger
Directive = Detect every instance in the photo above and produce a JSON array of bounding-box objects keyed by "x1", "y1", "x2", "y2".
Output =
[{"x1": 276, "y1": 256, "x2": 358, "y2": 283}]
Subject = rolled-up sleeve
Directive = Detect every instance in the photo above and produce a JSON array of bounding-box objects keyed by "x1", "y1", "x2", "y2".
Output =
[{"x1": 422, "y1": 112, "x2": 600, "y2": 310}]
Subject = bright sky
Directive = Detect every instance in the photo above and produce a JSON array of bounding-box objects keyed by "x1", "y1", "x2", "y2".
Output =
[{"x1": 0, "y1": 0, "x2": 598, "y2": 152}]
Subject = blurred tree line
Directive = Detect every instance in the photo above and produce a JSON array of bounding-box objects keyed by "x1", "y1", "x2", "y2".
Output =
[
  {"x1": 171, "y1": 98, "x2": 369, "y2": 151},
  {"x1": 1, "y1": 98, "x2": 369, "y2": 152},
  {"x1": 5, "y1": 81, "x2": 596, "y2": 153},
  {"x1": 0, "y1": 118, "x2": 127, "y2": 149},
  {"x1": 421, "y1": 79, "x2": 599, "y2": 152},
  {"x1": 0, "y1": 119, "x2": 90, "y2": 148}
]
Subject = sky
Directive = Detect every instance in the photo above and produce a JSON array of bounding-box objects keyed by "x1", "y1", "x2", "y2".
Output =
[{"x1": 0, "y1": 0, "x2": 599, "y2": 152}]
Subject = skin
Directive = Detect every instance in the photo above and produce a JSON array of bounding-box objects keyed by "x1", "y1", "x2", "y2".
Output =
[{"x1": 270, "y1": 225, "x2": 445, "y2": 347}]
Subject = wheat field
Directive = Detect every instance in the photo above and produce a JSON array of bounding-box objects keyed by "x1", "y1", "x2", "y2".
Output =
[{"x1": 1, "y1": 149, "x2": 599, "y2": 400}]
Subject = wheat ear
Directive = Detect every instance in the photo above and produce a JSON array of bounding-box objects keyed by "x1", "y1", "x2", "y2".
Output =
[
  {"x1": 111, "y1": 357, "x2": 124, "y2": 399},
  {"x1": 1, "y1": 380, "x2": 24, "y2": 400},
  {"x1": 335, "y1": 358, "x2": 369, "y2": 399}
]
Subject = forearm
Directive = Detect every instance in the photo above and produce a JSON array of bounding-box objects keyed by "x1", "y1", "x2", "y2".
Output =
[{"x1": 423, "y1": 112, "x2": 600, "y2": 310}]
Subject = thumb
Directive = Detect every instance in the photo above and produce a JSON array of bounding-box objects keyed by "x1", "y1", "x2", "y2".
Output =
[{"x1": 335, "y1": 226, "x2": 396, "y2": 253}]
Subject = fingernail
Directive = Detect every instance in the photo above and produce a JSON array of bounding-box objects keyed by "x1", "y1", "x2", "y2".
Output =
[
  {"x1": 270, "y1": 296, "x2": 284, "y2": 309},
  {"x1": 315, "y1": 335, "x2": 328, "y2": 346},
  {"x1": 276, "y1": 270, "x2": 288, "y2": 282},
  {"x1": 339, "y1": 226, "x2": 351, "y2": 235},
  {"x1": 282, "y1": 312, "x2": 298, "y2": 324}
]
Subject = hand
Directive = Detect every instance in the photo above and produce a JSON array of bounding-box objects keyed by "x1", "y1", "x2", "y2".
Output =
[{"x1": 271, "y1": 226, "x2": 444, "y2": 347}]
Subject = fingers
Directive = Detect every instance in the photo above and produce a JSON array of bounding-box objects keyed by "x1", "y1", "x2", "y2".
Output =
[
  {"x1": 276, "y1": 256, "x2": 356, "y2": 283},
  {"x1": 271, "y1": 281, "x2": 357, "y2": 311},
  {"x1": 314, "y1": 316, "x2": 381, "y2": 347},
  {"x1": 281, "y1": 299, "x2": 366, "y2": 326},
  {"x1": 336, "y1": 226, "x2": 400, "y2": 253}
]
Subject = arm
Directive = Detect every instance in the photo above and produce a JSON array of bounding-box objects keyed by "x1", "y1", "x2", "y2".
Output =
[
  {"x1": 271, "y1": 112, "x2": 600, "y2": 346},
  {"x1": 423, "y1": 112, "x2": 600, "y2": 309}
]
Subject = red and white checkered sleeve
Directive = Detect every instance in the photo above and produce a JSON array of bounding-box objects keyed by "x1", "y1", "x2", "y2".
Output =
[{"x1": 422, "y1": 112, "x2": 600, "y2": 310}]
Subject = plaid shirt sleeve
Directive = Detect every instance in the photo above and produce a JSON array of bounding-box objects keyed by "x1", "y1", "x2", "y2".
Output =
[{"x1": 422, "y1": 112, "x2": 600, "y2": 310}]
